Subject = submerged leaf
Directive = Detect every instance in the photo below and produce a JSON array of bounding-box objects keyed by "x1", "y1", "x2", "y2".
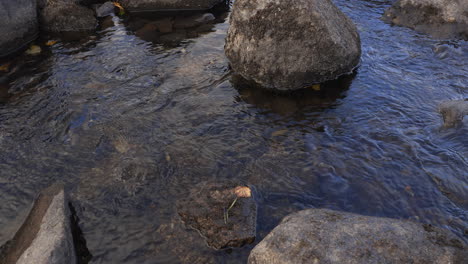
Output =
[
  {"x1": 25, "y1": 45, "x2": 41, "y2": 55},
  {"x1": 234, "y1": 186, "x2": 251, "y2": 198},
  {"x1": 310, "y1": 84, "x2": 321, "y2": 91}
]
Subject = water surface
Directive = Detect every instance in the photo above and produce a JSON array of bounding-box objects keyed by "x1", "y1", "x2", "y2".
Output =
[{"x1": 0, "y1": 0, "x2": 467, "y2": 263}]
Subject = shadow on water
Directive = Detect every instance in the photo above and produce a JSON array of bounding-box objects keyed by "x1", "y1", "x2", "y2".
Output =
[
  {"x1": 232, "y1": 72, "x2": 356, "y2": 116},
  {"x1": 0, "y1": 83, "x2": 10, "y2": 104},
  {"x1": 121, "y1": 3, "x2": 230, "y2": 47}
]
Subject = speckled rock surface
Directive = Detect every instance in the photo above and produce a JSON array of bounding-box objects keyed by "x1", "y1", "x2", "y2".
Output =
[
  {"x1": 249, "y1": 209, "x2": 466, "y2": 264},
  {"x1": 225, "y1": 0, "x2": 361, "y2": 91},
  {"x1": 0, "y1": 0, "x2": 38, "y2": 57},
  {"x1": 0, "y1": 184, "x2": 77, "y2": 264},
  {"x1": 120, "y1": 0, "x2": 226, "y2": 12},
  {"x1": 383, "y1": 0, "x2": 468, "y2": 39},
  {"x1": 40, "y1": 0, "x2": 97, "y2": 32}
]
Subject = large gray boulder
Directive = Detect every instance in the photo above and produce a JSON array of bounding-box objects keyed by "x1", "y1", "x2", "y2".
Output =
[
  {"x1": 0, "y1": 0, "x2": 38, "y2": 57},
  {"x1": 0, "y1": 184, "x2": 77, "y2": 264},
  {"x1": 383, "y1": 0, "x2": 468, "y2": 39},
  {"x1": 120, "y1": 0, "x2": 226, "y2": 12},
  {"x1": 249, "y1": 209, "x2": 466, "y2": 264},
  {"x1": 439, "y1": 99, "x2": 468, "y2": 127},
  {"x1": 39, "y1": 0, "x2": 97, "y2": 32},
  {"x1": 225, "y1": 0, "x2": 361, "y2": 91}
]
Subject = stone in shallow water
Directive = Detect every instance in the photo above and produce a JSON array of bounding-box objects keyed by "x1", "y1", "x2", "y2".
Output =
[
  {"x1": 0, "y1": 0, "x2": 38, "y2": 58},
  {"x1": 248, "y1": 209, "x2": 467, "y2": 264},
  {"x1": 40, "y1": 0, "x2": 97, "y2": 32},
  {"x1": 225, "y1": 0, "x2": 361, "y2": 91},
  {"x1": 177, "y1": 181, "x2": 257, "y2": 249},
  {"x1": 383, "y1": 0, "x2": 468, "y2": 40},
  {"x1": 0, "y1": 184, "x2": 77, "y2": 264},
  {"x1": 174, "y1": 13, "x2": 216, "y2": 29},
  {"x1": 438, "y1": 99, "x2": 468, "y2": 127}
]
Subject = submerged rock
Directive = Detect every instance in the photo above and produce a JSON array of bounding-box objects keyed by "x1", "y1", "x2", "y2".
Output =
[
  {"x1": 159, "y1": 30, "x2": 188, "y2": 43},
  {"x1": 225, "y1": 0, "x2": 361, "y2": 91},
  {"x1": 174, "y1": 13, "x2": 215, "y2": 29},
  {"x1": 39, "y1": 0, "x2": 97, "y2": 32},
  {"x1": 177, "y1": 181, "x2": 257, "y2": 249},
  {"x1": 120, "y1": 0, "x2": 226, "y2": 12},
  {"x1": 439, "y1": 99, "x2": 468, "y2": 127},
  {"x1": 248, "y1": 209, "x2": 466, "y2": 264},
  {"x1": 0, "y1": 0, "x2": 38, "y2": 58},
  {"x1": 136, "y1": 23, "x2": 162, "y2": 42},
  {"x1": 383, "y1": 0, "x2": 468, "y2": 39},
  {"x1": 0, "y1": 184, "x2": 77, "y2": 264}
]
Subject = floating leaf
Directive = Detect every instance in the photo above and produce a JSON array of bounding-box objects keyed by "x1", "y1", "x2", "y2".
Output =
[
  {"x1": 234, "y1": 186, "x2": 251, "y2": 198},
  {"x1": 0, "y1": 62, "x2": 11, "y2": 72},
  {"x1": 25, "y1": 45, "x2": 41, "y2": 55},
  {"x1": 45, "y1": 40, "x2": 58, "y2": 46}
]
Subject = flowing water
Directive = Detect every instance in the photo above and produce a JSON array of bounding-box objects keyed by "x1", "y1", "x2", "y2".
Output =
[{"x1": 0, "y1": 0, "x2": 467, "y2": 263}]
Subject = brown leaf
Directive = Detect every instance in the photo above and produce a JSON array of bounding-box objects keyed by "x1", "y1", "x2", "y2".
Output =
[{"x1": 234, "y1": 186, "x2": 251, "y2": 198}]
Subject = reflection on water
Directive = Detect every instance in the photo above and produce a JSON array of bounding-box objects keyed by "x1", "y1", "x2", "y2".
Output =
[
  {"x1": 233, "y1": 73, "x2": 355, "y2": 116},
  {"x1": 0, "y1": 0, "x2": 467, "y2": 263}
]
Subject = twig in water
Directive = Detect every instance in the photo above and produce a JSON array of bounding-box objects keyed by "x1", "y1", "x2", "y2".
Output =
[{"x1": 224, "y1": 197, "x2": 238, "y2": 224}]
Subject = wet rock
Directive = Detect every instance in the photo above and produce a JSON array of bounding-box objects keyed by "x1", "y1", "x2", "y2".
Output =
[
  {"x1": 248, "y1": 209, "x2": 467, "y2": 264},
  {"x1": 439, "y1": 99, "x2": 468, "y2": 127},
  {"x1": 0, "y1": 184, "x2": 77, "y2": 264},
  {"x1": 119, "y1": 0, "x2": 226, "y2": 12},
  {"x1": 96, "y1": 1, "x2": 115, "y2": 17},
  {"x1": 383, "y1": 0, "x2": 468, "y2": 39},
  {"x1": 225, "y1": 0, "x2": 361, "y2": 91},
  {"x1": 177, "y1": 181, "x2": 257, "y2": 249},
  {"x1": 40, "y1": 0, "x2": 97, "y2": 32},
  {"x1": 174, "y1": 13, "x2": 216, "y2": 29},
  {"x1": 0, "y1": 0, "x2": 38, "y2": 58}
]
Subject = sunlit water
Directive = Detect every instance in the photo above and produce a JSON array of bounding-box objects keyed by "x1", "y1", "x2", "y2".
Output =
[{"x1": 0, "y1": 0, "x2": 467, "y2": 263}]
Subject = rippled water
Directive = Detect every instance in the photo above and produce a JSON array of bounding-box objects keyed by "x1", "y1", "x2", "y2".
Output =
[{"x1": 0, "y1": 0, "x2": 467, "y2": 263}]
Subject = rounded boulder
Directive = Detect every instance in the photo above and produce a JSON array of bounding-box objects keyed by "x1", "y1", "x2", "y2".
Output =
[{"x1": 225, "y1": 0, "x2": 361, "y2": 91}]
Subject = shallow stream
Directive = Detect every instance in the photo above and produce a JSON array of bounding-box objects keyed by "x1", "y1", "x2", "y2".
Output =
[{"x1": 0, "y1": 0, "x2": 467, "y2": 263}]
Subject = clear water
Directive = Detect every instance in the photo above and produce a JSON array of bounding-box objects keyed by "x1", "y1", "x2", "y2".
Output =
[{"x1": 0, "y1": 0, "x2": 467, "y2": 263}]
